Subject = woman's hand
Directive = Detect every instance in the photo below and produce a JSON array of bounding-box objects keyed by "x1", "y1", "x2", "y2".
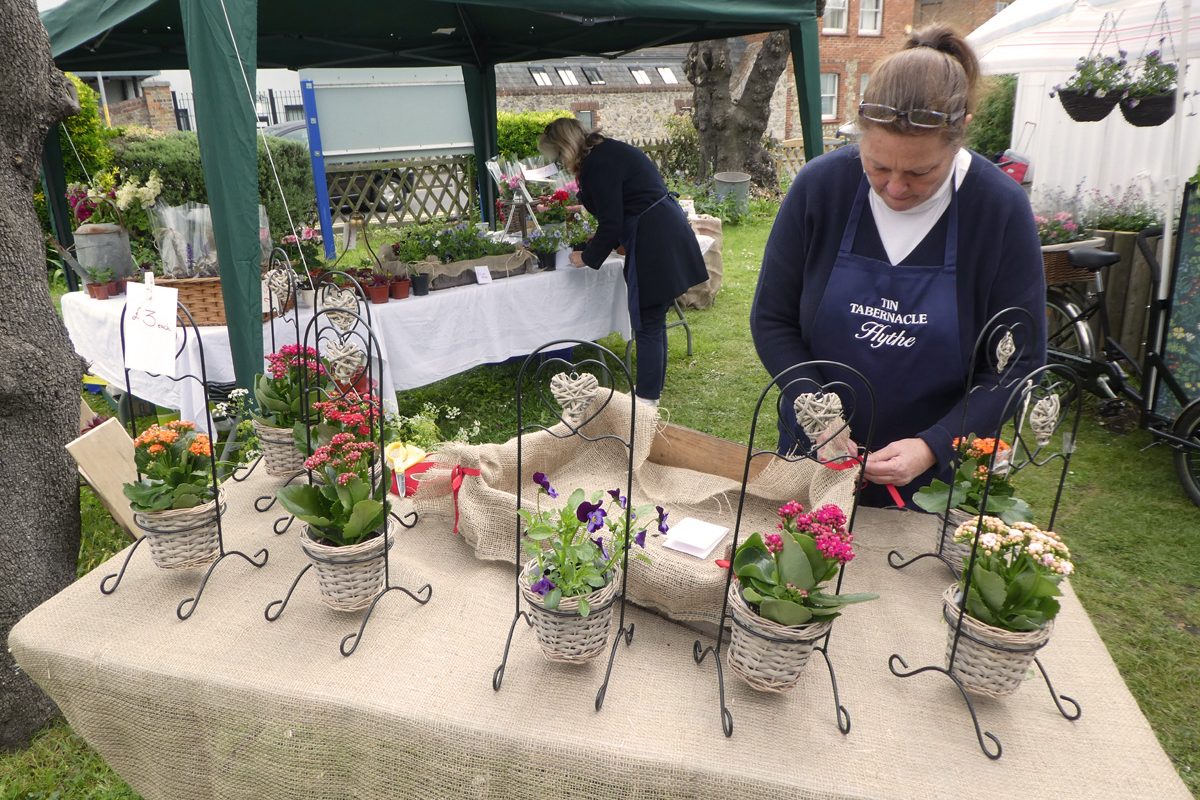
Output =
[
  {"x1": 569, "y1": 251, "x2": 585, "y2": 267},
  {"x1": 863, "y1": 438, "x2": 936, "y2": 487}
]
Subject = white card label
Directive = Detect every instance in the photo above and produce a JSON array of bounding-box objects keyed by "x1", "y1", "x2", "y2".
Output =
[
  {"x1": 124, "y1": 280, "x2": 179, "y2": 376},
  {"x1": 662, "y1": 517, "x2": 729, "y2": 560},
  {"x1": 473, "y1": 266, "x2": 493, "y2": 284}
]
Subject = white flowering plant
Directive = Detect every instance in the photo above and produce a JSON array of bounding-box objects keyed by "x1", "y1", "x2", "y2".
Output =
[
  {"x1": 67, "y1": 169, "x2": 162, "y2": 243},
  {"x1": 953, "y1": 516, "x2": 1074, "y2": 633}
]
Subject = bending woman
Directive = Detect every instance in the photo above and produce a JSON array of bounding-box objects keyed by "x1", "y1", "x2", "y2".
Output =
[
  {"x1": 539, "y1": 118, "x2": 707, "y2": 404},
  {"x1": 750, "y1": 25, "x2": 1045, "y2": 506}
]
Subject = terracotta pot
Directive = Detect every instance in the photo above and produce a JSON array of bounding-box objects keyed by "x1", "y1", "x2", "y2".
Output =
[
  {"x1": 105, "y1": 280, "x2": 120, "y2": 296},
  {"x1": 92, "y1": 283, "x2": 111, "y2": 300},
  {"x1": 390, "y1": 278, "x2": 412, "y2": 299},
  {"x1": 366, "y1": 283, "x2": 390, "y2": 304},
  {"x1": 85, "y1": 283, "x2": 99, "y2": 299}
]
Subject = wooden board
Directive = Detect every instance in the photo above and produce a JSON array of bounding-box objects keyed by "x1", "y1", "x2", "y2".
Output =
[
  {"x1": 66, "y1": 418, "x2": 138, "y2": 540},
  {"x1": 647, "y1": 422, "x2": 772, "y2": 483}
]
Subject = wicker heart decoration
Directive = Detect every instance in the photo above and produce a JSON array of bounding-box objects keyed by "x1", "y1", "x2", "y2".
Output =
[
  {"x1": 996, "y1": 330, "x2": 1016, "y2": 374},
  {"x1": 324, "y1": 340, "x2": 367, "y2": 385},
  {"x1": 1030, "y1": 392, "x2": 1061, "y2": 447},
  {"x1": 266, "y1": 268, "x2": 292, "y2": 313},
  {"x1": 550, "y1": 372, "x2": 600, "y2": 426},
  {"x1": 793, "y1": 392, "x2": 844, "y2": 438},
  {"x1": 321, "y1": 286, "x2": 359, "y2": 331}
]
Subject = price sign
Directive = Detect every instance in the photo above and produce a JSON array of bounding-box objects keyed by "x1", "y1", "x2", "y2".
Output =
[{"x1": 123, "y1": 278, "x2": 179, "y2": 376}]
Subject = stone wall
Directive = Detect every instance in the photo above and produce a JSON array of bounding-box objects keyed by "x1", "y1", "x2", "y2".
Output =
[{"x1": 105, "y1": 80, "x2": 179, "y2": 133}]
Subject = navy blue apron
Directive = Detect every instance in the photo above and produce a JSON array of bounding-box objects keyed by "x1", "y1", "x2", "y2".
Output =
[
  {"x1": 807, "y1": 176, "x2": 963, "y2": 505},
  {"x1": 621, "y1": 192, "x2": 674, "y2": 335}
]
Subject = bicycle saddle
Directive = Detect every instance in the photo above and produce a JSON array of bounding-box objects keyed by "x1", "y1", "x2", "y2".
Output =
[{"x1": 1067, "y1": 247, "x2": 1120, "y2": 271}]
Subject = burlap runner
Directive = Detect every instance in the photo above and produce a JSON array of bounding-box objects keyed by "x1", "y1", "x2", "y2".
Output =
[
  {"x1": 9, "y1": 469, "x2": 1190, "y2": 799},
  {"x1": 413, "y1": 392, "x2": 855, "y2": 629}
]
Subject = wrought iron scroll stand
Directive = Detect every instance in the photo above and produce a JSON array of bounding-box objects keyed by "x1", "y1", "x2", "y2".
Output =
[
  {"x1": 100, "y1": 300, "x2": 270, "y2": 620},
  {"x1": 492, "y1": 340, "x2": 637, "y2": 712},
  {"x1": 887, "y1": 360, "x2": 1084, "y2": 759},
  {"x1": 693, "y1": 360, "x2": 876, "y2": 737},
  {"x1": 262, "y1": 302, "x2": 428, "y2": 656}
]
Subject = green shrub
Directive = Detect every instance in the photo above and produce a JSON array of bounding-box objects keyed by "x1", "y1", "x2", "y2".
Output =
[
  {"x1": 109, "y1": 131, "x2": 314, "y2": 236},
  {"x1": 496, "y1": 110, "x2": 573, "y2": 159},
  {"x1": 659, "y1": 113, "x2": 701, "y2": 181},
  {"x1": 59, "y1": 74, "x2": 115, "y2": 185},
  {"x1": 966, "y1": 74, "x2": 1016, "y2": 161}
]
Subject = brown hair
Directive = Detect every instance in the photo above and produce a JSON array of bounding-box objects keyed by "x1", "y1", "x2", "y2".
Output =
[
  {"x1": 537, "y1": 117, "x2": 605, "y2": 176},
  {"x1": 859, "y1": 24, "x2": 980, "y2": 143}
]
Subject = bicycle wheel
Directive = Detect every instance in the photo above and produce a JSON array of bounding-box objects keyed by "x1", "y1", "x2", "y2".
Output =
[
  {"x1": 1171, "y1": 400, "x2": 1200, "y2": 507},
  {"x1": 1045, "y1": 291, "x2": 1095, "y2": 361}
]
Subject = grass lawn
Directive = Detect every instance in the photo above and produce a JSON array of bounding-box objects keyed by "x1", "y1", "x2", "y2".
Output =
[{"x1": 4, "y1": 213, "x2": 1198, "y2": 798}]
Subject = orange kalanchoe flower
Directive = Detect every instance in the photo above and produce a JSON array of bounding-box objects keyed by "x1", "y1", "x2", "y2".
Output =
[
  {"x1": 188, "y1": 434, "x2": 212, "y2": 458},
  {"x1": 134, "y1": 424, "x2": 180, "y2": 449},
  {"x1": 147, "y1": 443, "x2": 165, "y2": 455}
]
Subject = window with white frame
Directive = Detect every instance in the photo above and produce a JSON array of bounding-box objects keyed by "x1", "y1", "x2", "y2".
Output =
[
  {"x1": 575, "y1": 110, "x2": 594, "y2": 129},
  {"x1": 556, "y1": 68, "x2": 579, "y2": 86},
  {"x1": 656, "y1": 66, "x2": 679, "y2": 84},
  {"x1": 629, "y1": 67, "x2": 652, "y2": 85},
  {"x1": 859, "y1": 0, "x2": 882, "y2": 34},
  {"x1": 529, "y1": 67, "x2": 553, "y2": 87},
  {"x1": 823, "y1": 0, "x2": 847, "y2": 33},
  {"x1": 582, "y1": 66, "x2": 605, "y2": 85},
  {"x1": 820, "y1": 73, "x2": 839, "y2": 119}
]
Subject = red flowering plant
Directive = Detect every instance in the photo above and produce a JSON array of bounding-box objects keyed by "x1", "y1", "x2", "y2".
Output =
[
  {"x1": 294, "y1": 391, "x2": 382, "y2": 453},
  {"x1": 122, "y1": 420, "x2": 219, "y2": 512},
  {"x1": 279, "y1": 226, "x2": 324, "y2": 267},
  {"x1": 277, "y1": 433, "x2": 388, "y2": 546},
  {"x1": 731, "y1": 501, "x2": 877, "y2": 626},
  {"x1": 536, "y1": 188, "x2": 581, "y2": 225},
  {"x1": 252, "y1": 345, "x2": 330, "y2": 429}
]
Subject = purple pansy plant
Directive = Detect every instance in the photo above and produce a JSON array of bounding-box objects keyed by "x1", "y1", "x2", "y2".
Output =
[{"x1": 532, "y1": 471, "x2": 558, "y2": 498}]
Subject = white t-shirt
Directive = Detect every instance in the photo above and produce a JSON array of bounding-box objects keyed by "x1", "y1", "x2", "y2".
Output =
[{"x1": 867, "y1": 148, "x2": 972, "y2": 266}]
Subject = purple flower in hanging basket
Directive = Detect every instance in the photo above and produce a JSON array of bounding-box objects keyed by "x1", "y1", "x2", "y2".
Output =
[
  {"x1": 532, "y1": 471, "x2": 557, "y2": 498},
  {"x1": 592, "y1": 536, "x2": 610, "y2": 560},
  {"x1": 530, "y1": 573, "x2": 556, "y2": 596},
  {"x1": 656, "y1": 505, "x2": 669, "y2": 534}
]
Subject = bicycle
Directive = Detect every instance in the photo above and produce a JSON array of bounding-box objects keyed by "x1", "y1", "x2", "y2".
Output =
[{"x1": 1044, "y1": 226, "x2": 1200, "y2": 506}]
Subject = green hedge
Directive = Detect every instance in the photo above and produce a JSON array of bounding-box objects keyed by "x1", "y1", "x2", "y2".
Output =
[
  {"x1": 496, "y1": 110, "x2": 574, "y2": 158},
  {"x1": 109, "y1": 131, "x2": 314, "y2": 237},
  {"x1": 966, "y1": 75, "x2": 1017, "y2": 161}
]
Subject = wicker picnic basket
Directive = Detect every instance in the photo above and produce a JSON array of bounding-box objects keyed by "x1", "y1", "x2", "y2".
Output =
[
  {"x1": 133, "y1": 487, "x2": 226, "y2": 570},
  {"x1": 726, "y1": 581, "x2": 834, "y2": 693},
  {"x1": 942, "y1": 584, "x2": 1053, "y2": 698},
  {"x1": 1041, "y1": 237, "x2": 1106, "y2": 285},
  {"x1": 520, "y1": 558, "x2": 618, "y2": 663},
  {"x1": 300, "y1": 519, "x2": 396, "y2": 612},
  {"x1": 154, "y1": 276, "x2": 293, "y2": 326},
  {"x1": 252, "y1": 420, "x2": 305, "y2": 477}
]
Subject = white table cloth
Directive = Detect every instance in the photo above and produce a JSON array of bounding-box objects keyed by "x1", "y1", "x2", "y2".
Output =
[{"x1": 61, "y1": 261, "x2": 630, "y2": 425}]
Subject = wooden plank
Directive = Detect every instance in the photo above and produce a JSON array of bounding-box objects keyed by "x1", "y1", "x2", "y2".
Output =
[
  {"x1": 648, "y1": 422, "x2": 771, "y2": 482},
  {"x1": 66, "y1": 418, "x2": 138, "y2": 540}
]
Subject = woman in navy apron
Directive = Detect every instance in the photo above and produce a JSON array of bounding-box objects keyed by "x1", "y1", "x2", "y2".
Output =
[
  {"x1": 750, "y1": 25, "x2": 1045, "y2": 507},
  {"x1": 539, "y1": 118, "x2": 708, "y2": 404}
]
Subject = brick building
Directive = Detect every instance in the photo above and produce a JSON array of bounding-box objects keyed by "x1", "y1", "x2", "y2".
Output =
[{"x1": 915, "y1": 0, "x2": 1011, "y2": 33}]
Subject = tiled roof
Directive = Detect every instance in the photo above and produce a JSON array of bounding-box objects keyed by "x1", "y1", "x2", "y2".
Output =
[{"x1": 496, "y1": 44, "x2": 696, "y2": 91}]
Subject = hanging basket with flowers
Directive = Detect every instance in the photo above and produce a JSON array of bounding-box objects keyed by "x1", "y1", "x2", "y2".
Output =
[
  {"x1": 1051, "y1": 51, "x2": 1129, "y2": 122},
  {"x1": 1120, "y1": 49, "x2": 1177, "y2": 127}
]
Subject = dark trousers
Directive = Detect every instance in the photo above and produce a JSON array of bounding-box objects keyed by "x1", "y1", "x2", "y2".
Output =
[{"x1": 634, "y1": 301, "x2": 672, "y2": 400}]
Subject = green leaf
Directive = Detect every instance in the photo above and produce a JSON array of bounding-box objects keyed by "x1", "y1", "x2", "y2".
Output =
[
  {"x1": 544, "y1": 588, "x2": 562, "y2": 610},
  {"x1": 733, "y1": 534, "x2": 777, "y2": 585},
  {"x1": 972, "y1": 564, "x2": 1008, "y2": 612},
  {"x1": 577, "y1": 597, "x2": 591, "y2": 618},
  {"x1": 965, "y1": 585, "x2": 998, "y2": 626},
  {"x1": 760, "y1": 598, "x2": 813, "y2": 626},
  {"x1": 999, "y1": 498, "x2": 1034, "y2": 524},
  {"x1": 565, "y1": 488, "x2": 585, "y2": 515},
  {"x1": 525, "y1": 523, "x2": 556, "y2": 541},
  {"x1": 913, "y1": 480, "x2": 952, "y2": 513},
  {"x1": 278, "y1": 484, "x2": 327, "y2": 518},
  {"x1": 812, "y1": 591, "x2": 878, "y2": 605},
  {"x1": 777, "y1": 531, "x2": 816, "y2": 589},
  {"x1": 343, "y1": 499, "x2": 385, "y2": 543},
  {"x1": 742, "y1": 586, "x2": 764, "y2": 604},
  {"x1": 585, "y1": 573, "x2": 607, "y2": 588},
  {"x1": 792, "y1": 534, "x2": 830, "y2": 586}
]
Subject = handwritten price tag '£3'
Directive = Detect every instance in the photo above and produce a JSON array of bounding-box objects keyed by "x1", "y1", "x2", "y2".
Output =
[{"x1": 123, "y1": 278, "x2": 179, "y2": 377}]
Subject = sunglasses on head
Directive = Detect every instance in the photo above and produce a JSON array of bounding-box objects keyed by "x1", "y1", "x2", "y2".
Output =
[{"x1": 859, "y1": 103, "x2": 966, "y2": 128}]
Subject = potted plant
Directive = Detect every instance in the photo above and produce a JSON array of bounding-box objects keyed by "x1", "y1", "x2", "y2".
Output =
[
  {"x1": 67, "y1": 171, "x2": 161, "y2": 280},
  {"x1": 519, "y1": 473, "x2": 663, "y2": 662},
  {"x1": 279, "y1": 226, "x2": 324, "y2": 268},
  {"x1": 85, "y1": 267, "x2": 114, "y2": 300},
  {"x1": 276, "y1": 434, "x2": 392, "y2": 611},
  {"x1": 1120, "y1": 49, "x2": 1177, "y2": 127},
  {"x1": 727, "y1": 501, "x2": 877, "y2": 691},
  {"x1": 122, "y1": 420, "x2": 224, "y2": 569},
  {"x1": 914, "y1": 434, "x2": 1032, "y2": 568},
  {"x1": 359, "y1": 263, "x2": 391, "y2": 304},
  {"x1": 252, "y1": 345, "x2": 329, "y2": 476},
  {"x1": 389, "y1": 264, "x2": 412, "y2": 299},
  {"x1": 943, "y1": 516, "x2": 1074, "y2": 697},
  {"x1": 524, "y1": 226, "x2": 563, "y2": 272},
  {"x1": 1050, "y1": 52, "x2": 1129, "y2": 121},
  {"x1": 1083, "y1": 187, "x2": 1162, "y2": 339},
  {"x1": 1035, "y1": 209, "x2": 1106, "y2": 284}
]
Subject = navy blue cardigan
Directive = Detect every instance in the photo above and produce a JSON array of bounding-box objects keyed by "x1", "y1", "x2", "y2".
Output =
[{"x1": 750, "y1": 145, "x2": 1046, "y2": 474}]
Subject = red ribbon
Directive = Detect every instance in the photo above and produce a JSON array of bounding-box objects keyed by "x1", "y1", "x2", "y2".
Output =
[
  {"x1": 819, "y1": 453, "x2": 906, "y2": 508},
  {"x1": 450, "y1": 464, "x2": 481, "y2": 535}
]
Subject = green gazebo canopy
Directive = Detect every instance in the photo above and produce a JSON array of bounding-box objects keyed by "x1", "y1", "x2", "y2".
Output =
[{"x1": 41, "y1": 0, "x2": 824, "y2": 391}]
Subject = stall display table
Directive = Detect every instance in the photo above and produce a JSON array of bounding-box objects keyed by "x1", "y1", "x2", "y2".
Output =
[
  {"x1": 10, "y1": 470, "x2": 1189, "y2": 800},
  {"x1": 60, "y1": 261, "x2": 631, "y2": 423}
]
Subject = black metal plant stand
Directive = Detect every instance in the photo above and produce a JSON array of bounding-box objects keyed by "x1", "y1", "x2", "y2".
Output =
[
  {"x1": 887, "y1": 364, "x2": 1084, "y2": 759},
  {"x1": 693, "y1": 360, "x2": 876, "y2": 737},
  {"x1": 492, "y1": 340, "x2": 638, "y2": 712},
  {"x1": 889, "y1": 307, "x2": 1038, "y2": 577},
  {"x1": 101, "y1": 298, "x2": 269, "y2": 620},
  {"x1": 262, "y1": 301, "x2": 430, "y2": 656}
]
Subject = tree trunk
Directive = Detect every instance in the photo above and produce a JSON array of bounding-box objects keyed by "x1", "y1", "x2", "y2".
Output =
[
  {"x1": 0, "y1": 0, "x2": 84, "y2": 748},
  {"x1": 685, "y1": 31, "x2": 792, "y2": 189}
]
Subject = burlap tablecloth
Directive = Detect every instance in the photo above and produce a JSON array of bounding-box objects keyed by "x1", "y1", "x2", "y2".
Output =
[{"x1": 10, "y1": 469, "x2": 1190, "y2": 800}]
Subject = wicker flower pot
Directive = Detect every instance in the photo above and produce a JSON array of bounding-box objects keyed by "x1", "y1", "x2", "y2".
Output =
[
  {"x1": 300, "y1": 520, "x2": 395, "y2": 612},
  {"x1": 253, "y1": 419, "x2": 305, "y2": 477},
  {"x1": 133, "y1": 488, "x2": 225, "y2": 570},
  {"x1": 942, "y1": 585, "x2": 1053, "y2": 698},
  {"x1": 726, "y1": 582, "x2": 834, "y2": 693},
  {"x1": 1042, "y1": 237, "x2": 1106, "y2": 285},
  {"x1": 1057, "y1": 89, "x2": 1119, "y2": 122},
  {"x1": 1119, "y1": 93, "x2": 1175, "y2": 127},
  {"x1": 520, "y1": 558, "x2": 618, "y2": 663},
  {"x1": 936, "y1": 508, "x2": 975, "y2": 570}
]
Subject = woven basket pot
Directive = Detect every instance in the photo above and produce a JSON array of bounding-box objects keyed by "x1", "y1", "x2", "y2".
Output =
[
  {"x1": 942, "y1": 584, "x2": 1053, "y2": 698},
  {"x1": 1119, "y1": 93, "x2": 1175, "y2": 127},
  {"x1": 1042, "y1": 237, "x2": 1106, "y2": 285},
  {"x1": 253, "y1": 419, "x2": 305, "y2": 477},
  {"x1": 726, "y1": 582, "x2": 834, "y2": 693},
  {"x1": 936, "y1": 508, "x2": 976, "y2": 571},
  {"x1": 133, "y1": 488, "x2": 225, "y2": 570},
  {"x1": 520, "y1": 558, "x2": 618, "y2": 663},
  {"x1": 300, "y1": 519, "x2": 395, "y2": 612},
  {"x1": 1057, "y1": 89, "x2": 1119, "y2": 122}
]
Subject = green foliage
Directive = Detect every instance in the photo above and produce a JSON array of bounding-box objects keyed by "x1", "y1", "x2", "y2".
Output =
[
  {"x1": 122, "y1": 422, "x2": 216, "y2": 512},
  {"x1": 1058, "y1": 53, "x2": 1130, "y2": 95},
  {"x1": 1081, "y1": 185, "x2": 1162, "y2": 232},
  {"x1": 966, "y1": 74, "x2": 1016, "y2": 159},
  {"x1": 1127, "y1": 50, "x2": 1177, "y2": 97},
  {"x1": 914, "y1": 434, "x2": 1032, "y2": 523},
  {"x1": 659, "y1": 113, "x2": 702, "y2": 181},
  {"x1": 496, "y1": 110, "x2": 574, "y2": 158},
  {"x1": 389, "y1": 220, "x2": 515, "y2": 264},
  {"x1": 277, "y1": 474, "x2": 386, "y2": 547},
  {"x1": 109, "y1": 131, "x2": 314, "y2": 237},
  {"x1": 253, "y1": 346, "x2": 330, "y2": 428},
  {"x1": 59, "y1": 74, "x2": 115, "y2": 186}
]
